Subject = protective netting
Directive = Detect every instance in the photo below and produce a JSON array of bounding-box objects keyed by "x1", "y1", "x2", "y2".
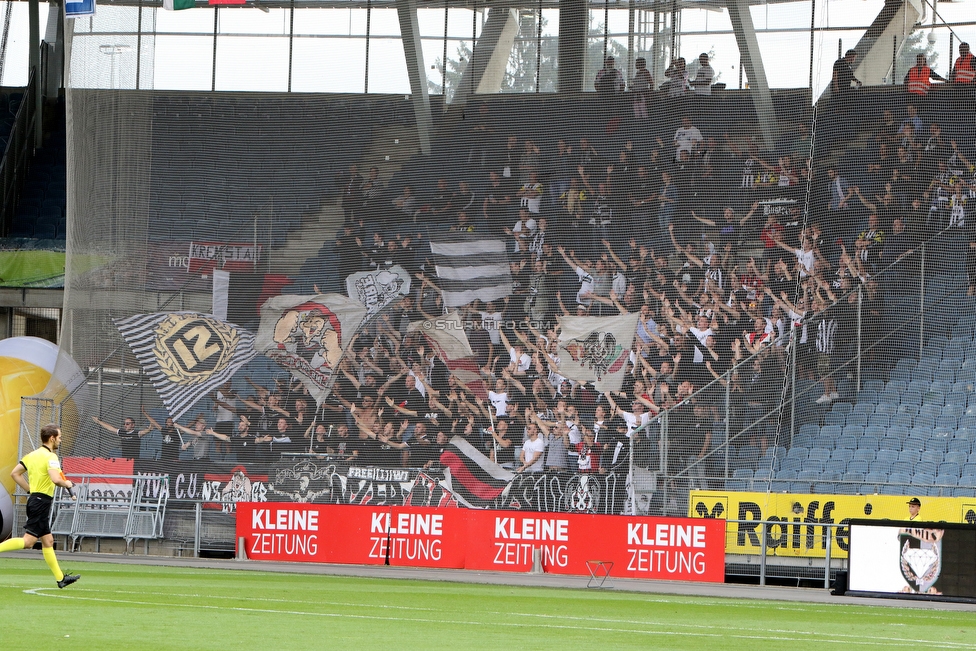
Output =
[{"x1": 54, "y1": 0, "x2": 976, "y2": 524}]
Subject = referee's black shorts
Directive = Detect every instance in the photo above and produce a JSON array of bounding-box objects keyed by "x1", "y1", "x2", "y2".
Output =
[{"x1": 24, "y1": 493, "x2": 54, "y2": 538}]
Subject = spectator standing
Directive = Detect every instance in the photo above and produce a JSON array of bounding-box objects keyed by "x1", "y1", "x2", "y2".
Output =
[
  {"x1": 594, "y1": 56, "x2": 625, "y2": 97},
  {"x1": 832, "y1": 49, "x2": 861, "y2": 96},
  {"x1": 691, "y1": 53, "x2": 714, "y2": 96},
  {"x1": 630, "y1": 57, "x2": 653, "y2": 118},
  {"x1": 904, "y1": 54, "x2": 945, "y2": 97},
  {"x1": 951, "y1": 42, "x2": 975, "y2": 84}
]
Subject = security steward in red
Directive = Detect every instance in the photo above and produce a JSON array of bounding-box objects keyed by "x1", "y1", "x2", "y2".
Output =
[
  {"x1": 952, "y1": 43, "x2": 975, "y2": 84},
  {"x1": 904, "y1": 53, "x2": 946, "y2": 96}
]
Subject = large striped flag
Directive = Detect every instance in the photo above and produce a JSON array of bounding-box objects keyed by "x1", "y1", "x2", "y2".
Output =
[
  {"x1": 430, "y1": 234, "x2": 512, "y2": 307},
  {"x1": 556, "y1": 312, "x2": 639, "y2": 393},
  {"x1": 114, "y1": 312, "x2": 257, "y2": 420},
  {"x1": 254, "y1": 294, "x2": 367, "y2": 405},
  {"x1": 438, "y1": 436, "x2": 515, "y2": 508}
]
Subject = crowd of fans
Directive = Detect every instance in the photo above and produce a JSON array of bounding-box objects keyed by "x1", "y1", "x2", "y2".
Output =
[{"x1": 102, "y1": 52, "x2": 976, "y2": 489}]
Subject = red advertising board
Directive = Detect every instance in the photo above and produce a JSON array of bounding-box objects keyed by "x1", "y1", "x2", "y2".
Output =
[{"x1": 236, "y1": 503, "x2": 725, "y2": 583}]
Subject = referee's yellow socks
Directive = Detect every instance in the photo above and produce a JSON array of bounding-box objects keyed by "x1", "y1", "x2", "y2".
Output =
[
  {"x1": 0, "y1": 538, "x2": 25, "y2": 553},
  {"x1": 42, "y1": 547, "x2": 64, "y2": 581}
]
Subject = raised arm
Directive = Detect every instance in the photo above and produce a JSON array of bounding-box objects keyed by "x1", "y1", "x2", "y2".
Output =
[{"x1": 92, "y1": 416, "x2": 119, "y2": 434}]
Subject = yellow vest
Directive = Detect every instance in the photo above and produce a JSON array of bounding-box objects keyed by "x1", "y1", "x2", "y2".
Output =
[{"x1": 20, "y1": 445, "x2": 59, "y2": 496}]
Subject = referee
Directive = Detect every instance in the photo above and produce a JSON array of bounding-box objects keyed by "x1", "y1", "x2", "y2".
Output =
[{"x1": 0, "y1": 424, "x2": 80, "y2": 588}]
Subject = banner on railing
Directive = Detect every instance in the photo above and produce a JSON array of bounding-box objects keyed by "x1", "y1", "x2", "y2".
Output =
[
  {"x1": 236, "y1": 503, "x2": 726, "y2": 582},
  {"x1": 688, "y1": 490, "x2": 976, "y2": 559},
  {"x1": 62, "y1": 457, "x2": 628, "y2": 515}
]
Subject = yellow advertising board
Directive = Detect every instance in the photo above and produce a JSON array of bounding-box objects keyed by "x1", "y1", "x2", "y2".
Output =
[{"x1": 688, "y1": 491, "x2": 976, "y2": 559}]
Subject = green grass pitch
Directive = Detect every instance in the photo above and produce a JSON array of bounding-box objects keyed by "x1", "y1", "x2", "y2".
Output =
[{"x1": 1, "y1": 559, "x2": 974, "y2": 650}]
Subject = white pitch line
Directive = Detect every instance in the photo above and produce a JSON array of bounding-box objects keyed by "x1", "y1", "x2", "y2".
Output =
[{"x1": 23, "y1": 588, "x2": 976, "y2": 649}]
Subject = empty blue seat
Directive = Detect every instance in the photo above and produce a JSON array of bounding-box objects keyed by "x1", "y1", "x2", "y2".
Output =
[
  {"x1": 797, "y1": 469, "x2": 820, "y2": 481},
  {"x1": 769, "y1": 481, "x2": 791, "y2": 492},
  {"x1": 846, "y1": 413, "x2": 868, "y2": 428},
  {"x1": 903, "y1": 437, "x2": 925, "y2": 452},
  {"x1": 888, "y1": 425, "x2": 911, "y2": 442},
  {"x1": 874, "y1": 402, "x2": 898, "y2": 417},
  {"x1": 936, "y1": 416, "x2": 958, "y2": 430},
  {"x1": 842, "y1": 425, "x2": 865, "y2": 439},
  {"x1": 914, "y1": 416, "x2": 936, "y2": 431},
  {"x1": 931, "y1": 379, "x2": 954, "y2": 394},
  {"x1": 865, "y1": 471, "x2": 888, "y2": 485},
  {"x1": 844, "y1": 471, "x2": 865, "y2": 484},
  {"x1": 923, "y1": 392, "x2": 946, "y2": 407},
  {"x1": 802, "y1": 460, "x2": 824, "y2": 474},
  {"x1": 900, "y1": 391, "x2": 922, "y2": 406},
  {"x1": 824, "y1": 411, "x2": 847, "y2": 427},
  {"x1": 820, "y1": 425, "x2": 842, "y2": 440},
  {"x1": 733, "y1": 469, "x2": 754, "y2": 479},
  {"x1": 899, "y1": 450, "x2": 922, "y2": 463},
  {"x1": 826, "y1": 459, "x2": 848, "y2": 475},
  {"x1": 916, "y1": 461, "x2": 938, "y2": 477},
  {"x1": 832, "y1": 448, "x2": 854, "y2": 462},
  {"x1": 798, "y1": 423, "x2": 819, "y2": 439},
  {"x1": 787, "y1": 447, "x2": 809, "y2": 460},
  {"x1": 869, "y1": 459, "x2": 892, "y2": 475},
  {"x1": 939, "y1": 462, "x2": 961, "y2": 477},
  {"x1": 847, "y1": 460, "x2": 869, "y2": 475},
  {"x1": 965, "y1": 463, "x2": 976, "y2": 477},
  {"x1": 775, "y1": 469, "x2": 798, "y2": 480},
  {"x1": 913, "y1": 472, "x2": 936, "y2": 486},
  {"x1": 885, "y1": 380, "x2": 907, "y2": 395},
  {"x1": 813, "y1": 482, "x2": 835, "y2": 494},
  {"x1": 920, "y1": 450, "x2": 944, "y2": 465},
  {"x1": 919, "y1": 403, "x2": 943, "y2": 419},
  {"x1": 790, "y1": 481, "x2": 812, "y2": 493},
  {"x1": 832, "y1": 402, "x2": 853, "y2": 415},
  {"x1": 863, "y1": 379, "x2": 885, "y2": 393},
  {"x1": 924, "y1": 438, "x2": 948, "y2": 454},
  {"x1": 753, "y1": 469, "x2": 774, "y2": 481},
  {"x1": 947, "y1": 391, "x2": 969, "y2": 406},
  {"x1": 780, "y1": 457, "x2": 802, "y2": 473},
  {"x1": 891, "y1": 414, "x2": 914, "y2": 429},
  {"x1": 876, "y1": 448, "x2": 900, "y2": 464},
  {"x1": 892, "y1": 460, "x2": 915, "y2": 475},
  {"x1": 952, "y1": 487, "x2": 976, "y2": 497},
  {"x1": 809, "y1": 447, "x2": 831, "y2": 462},
  {"x1": 835, "y1": 436, "x2": 857, "y2": 450},
  {"x1": 853, "y1": 401, "x2": 875, "y2": 413},
  {"x1": 946, "y1": 449, "x2": 970, "y2": 464},
  {"x1": 889, "y1": 472, "x2": 912, "y2": 485},
  {"x1": 793, "y1": 433, "x2": 815, "y2": 450},
  {"x1": 934, "y1": 474, "x2": 959, "y2": 487},
  {"x1": 866, "y1": 414, "x2": 890, "y2": 428},
  {"x1": 852, "y1": 448, "x2": 875, "y2": 462},
  {"x1": 725, "y1": 479, "x2": 749, "y2": 491},
  {"x1": 859, "y1": 436, "x2": 880, "y2": 451}
]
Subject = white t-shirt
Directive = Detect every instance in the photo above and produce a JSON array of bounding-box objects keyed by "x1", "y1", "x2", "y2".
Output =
[
  {"x1": 788, "y1": 309, "x2": 808, "y2": 344},
  {"x1": 512, "y1": 218, "x2": 537, "y2": 252},
  {"x1": 576, "y1": 266, "x2": 595, "y2": 305},
  {"x1": 794, "y1": 248, "x2": 815, "y2": 277},
  {"x1": 480, "y1": 311, "x2": 502, "y2": 345},
  {"x1": 674, "y1": 126, "x2": 703, "y2": 159},
  {"x1": 509, "y1": 347, "x2": 532, "y2": 373},
  {"x1": 521, "y1": 436, "x2": 546, "y2": 472},
  {"x1": 488, "y1": 390, "x2": 509, "y2": 417},
  {"x1": 620, "y1": 410, "x2": 650, "y2": 437}
]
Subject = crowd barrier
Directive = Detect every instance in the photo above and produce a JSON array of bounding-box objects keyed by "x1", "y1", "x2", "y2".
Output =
[{"x1": 235, "y1": 503, "x2": 725, "y2": 583}]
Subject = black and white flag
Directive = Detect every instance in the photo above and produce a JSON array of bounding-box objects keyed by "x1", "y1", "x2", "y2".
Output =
[
  {"x1": 430, "y1": 235, "x2": 512, "y2": 307},
  {"x1": 114, "y1": 312, "x2": 257, "y2": 420}
]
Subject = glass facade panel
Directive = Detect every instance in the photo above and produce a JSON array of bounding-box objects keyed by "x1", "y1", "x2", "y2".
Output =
[{"x1": 214, "y1": 35, "x2": 290, "y2": 92}]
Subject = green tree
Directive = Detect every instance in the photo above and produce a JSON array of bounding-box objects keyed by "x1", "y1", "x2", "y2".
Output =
[{"x1": 429, "y1": 13, "x2": 629, "y2": 100}]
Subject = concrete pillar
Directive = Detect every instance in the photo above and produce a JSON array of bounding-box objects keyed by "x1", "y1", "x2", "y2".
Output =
[
  {"x1": 397, "y1": 0, "x2": 433, "y2": 155},
  {"x1": 558, "y1": 0, "x2": 587, "y2": 93},
  {"x1": 727, "y1": 0, "x2": 778, "y2": 152},
  {"x1": 452, "y1": 7, "x2": 520, "y2": 107}
]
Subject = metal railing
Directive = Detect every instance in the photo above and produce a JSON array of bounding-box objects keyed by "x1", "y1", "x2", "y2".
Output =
[{"x1": 48, "y1": 473, "x2": 169, "y2": 551}]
